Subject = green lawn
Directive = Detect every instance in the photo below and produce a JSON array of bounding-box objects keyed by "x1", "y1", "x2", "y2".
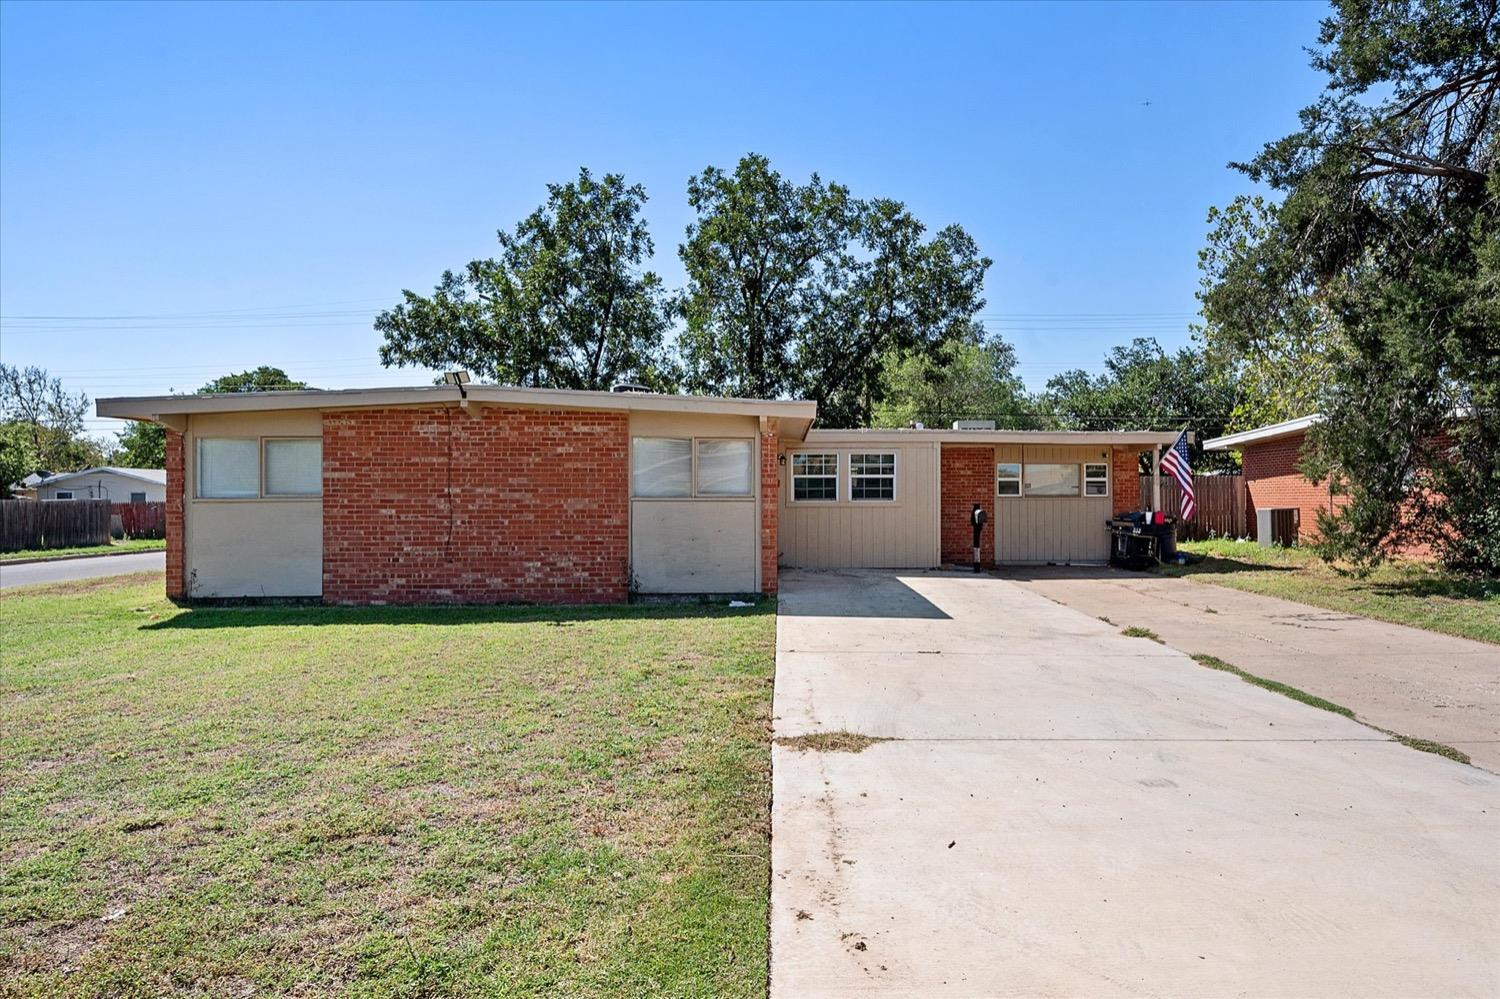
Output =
[
  {"x1": 0, "y1": 538, "x2": 166, "y2": 562},
  {"x1": 0, "y1": 574, "x2": 776, "y2": 998},
  {"x1": 1168, "y1": 539, "x2": 1500, "y2": 645}
]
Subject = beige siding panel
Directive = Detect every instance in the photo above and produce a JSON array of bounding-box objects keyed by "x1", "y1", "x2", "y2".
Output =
[
  {"x1": 630, "y1": 499, "x2": 756, "y2": 592},
  {"x1": 185, "y1": 410, "x2": 323, "y2": 597},
  {"x1": 778, "y1": 442, "x2": 940, "y2": 568},
  {"x1": 992, "y1": 443, "x2": 1114, "y2": 564}
]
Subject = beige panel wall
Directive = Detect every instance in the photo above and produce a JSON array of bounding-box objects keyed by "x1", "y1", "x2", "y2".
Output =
[
  {"x1": 40, "y1": 473, "x2": 165, "y2": 502},
  {"x1": 778, "y1": 442, "x2": 941, "y2": 568},
  {"x1": 628, "y1": 411, "x2": 759, "y2": 593},
  {"x1": 995, "y1": 443, "x2": 1113, "y2": 563},
  {"x1": 185, "y1": 410, "x2": 323, "y2": 597}
]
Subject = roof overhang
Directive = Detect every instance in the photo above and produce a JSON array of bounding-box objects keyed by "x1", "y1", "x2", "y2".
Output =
[
  {"x1": 96, "y1": 386, "x2": 818, "y2": 442},
  {"x1": 37, "y1": 467, "x2": 167, "y2": 486},
  {"x1": 1202, "y1": 415, "x2": 1321, "y2": 451},
  {"x1": 801, "y1": 429, "x2": 1192, "y2": 448}
]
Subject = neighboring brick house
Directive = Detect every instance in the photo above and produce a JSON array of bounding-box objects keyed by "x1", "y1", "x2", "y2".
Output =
[
  {"x1": 1204, "y1": 415, "x2": 1337, "y2": 543},
  {"x1": 99, "y1": 384, "x2": 1181, "y2": 603}
]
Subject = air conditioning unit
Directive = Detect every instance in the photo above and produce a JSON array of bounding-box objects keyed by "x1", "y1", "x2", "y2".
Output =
[
  {"x1": 952, "y1": 420, "x2": 997, "y2": 431},
  {"x1": 1256, "y1": 507, "x2": 1299, "y2": 547}
]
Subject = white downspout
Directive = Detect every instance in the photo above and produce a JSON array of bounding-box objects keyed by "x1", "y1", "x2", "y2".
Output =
[{"x1": 1151, "y1": 446, "x2": 1162, "y2": 512}]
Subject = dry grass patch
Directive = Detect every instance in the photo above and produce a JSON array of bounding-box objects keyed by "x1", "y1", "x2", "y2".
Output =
[{"x1": 777, "y1": 732, "x2": 890, "y2": 753}]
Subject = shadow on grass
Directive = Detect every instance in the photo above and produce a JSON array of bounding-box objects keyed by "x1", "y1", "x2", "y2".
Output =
[
  {"x1": 142, "y1": 598, "x2": 776, "y2": 630},
  {"x1": 1161, "y1": 557, "x2": 1300, "y2": 577},
  {"x1": 1364, "y1": 574, "x2": 1499, "y2": 603}
]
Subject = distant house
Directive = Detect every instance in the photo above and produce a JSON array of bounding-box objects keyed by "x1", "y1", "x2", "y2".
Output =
[
  {"x1": 1203, "y1": 416, "x2": 1334, "y2": 543},
  {"x1": 32, "y1": 467, "x2": 168, "y2": 503}
]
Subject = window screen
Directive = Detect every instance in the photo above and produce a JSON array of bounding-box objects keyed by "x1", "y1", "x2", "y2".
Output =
[
  {"x1": 1024, "y1": 463, "x2": 1080, "y2": 497},
  {"x1": 1084, "y1": 463, "x2": 1109, "y2": 496},
  {"x1": 197, "y1": 438, "x2": 259, "y2": 498},
  {"x1": 849, "y1": 453, "x2": 896, "y2": 501},
  {"x1": 792, "y1": 453, "x2": 838, "y2": 501},
  {"x1": 996, "y1": 462, "x2": 1021, "y2": 497},
  {"x1": 264, "y1": 438, "x2": 322, "y2": 496},
  {"x1": 632, "y1": 437, "x2": 691, "y2": 497},
  {"x1": 697, "y1": 439, "x2": 753, "y2": 496}
]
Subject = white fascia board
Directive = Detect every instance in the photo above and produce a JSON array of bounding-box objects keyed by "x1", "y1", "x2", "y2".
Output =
[{"x1": 1201, "y1": 415, "x2": 1322, "y2": 451}]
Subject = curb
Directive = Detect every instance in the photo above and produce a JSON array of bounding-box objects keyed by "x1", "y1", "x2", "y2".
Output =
[{"x1": 1, "y1": 547, "x2": 166, "y2": 567}]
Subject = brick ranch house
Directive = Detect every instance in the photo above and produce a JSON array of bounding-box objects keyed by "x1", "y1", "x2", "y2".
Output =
[
  {"x1": 97, "y1": 385, "x2": 1184, "y2": 604},
  {"x1": 1202, "y1": 415, "x2": 1335, "y2": 543}
]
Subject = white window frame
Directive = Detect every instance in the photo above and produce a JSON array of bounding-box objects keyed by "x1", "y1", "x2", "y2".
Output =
[
  {"x1": 262, "y1": 437, "x2": 323, "y2": 498},
  {"x1": 848, "y1": 452, "x2": 897, "y2": 502},
  {"x1": 996, "y1": 462, "x2": 1022, "y2": 498},
  {"x1": 54, "y1": 490, "x2": 74, "y2": 500},
  {"x1": 1084, "y1": 462, "x2": 1110, "y2": 498},
  {"x1": 631, "y1": 436, "x2": 756, "y2": 500},
  {"x1": 790, "y1": 452, "x2": 839, "y2": 503},
  {"x1": 129, "y1": 491, "x2": 147, "y2": 503}
]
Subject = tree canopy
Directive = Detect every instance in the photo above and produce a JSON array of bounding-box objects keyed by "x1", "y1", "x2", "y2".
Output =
[
  {"x1": 0, "y1": 364, "x2": 105, "y2": 493},
  {"x1": 871, "y1": 333, "x2": 1032, "y2": 430},
  {"x1": 676, "y1": 154, "x2": 991, "y2": 426},
  {"x1": 377, "y1": 169, "x2": 673, "y2": 391},
  {"x1": 1198, "y1": 0, "x2": 1499, "y2": 574}
]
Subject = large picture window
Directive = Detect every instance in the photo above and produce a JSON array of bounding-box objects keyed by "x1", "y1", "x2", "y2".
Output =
[
  {"x1": 849, "y1": 453, "x2": 896, "y2": 501},
  {"x1": 197, "y1": 438, "x2": 260, "y2": 498},
  {"x1": 696, "y1": 439, "x2": 754, "y2": 496},
  {"x1": 1023, "y1": 463, "x2": 1080, "y2": 497},
  {"x1": 792, "y1": 453, "x2": 838, "y2": 502},
  {"x1": 632, "y1": 437, "x2": 692, "y2": 497},
  {"x1": 264, "y1": 438, "x2": 323, "y2": 496}
]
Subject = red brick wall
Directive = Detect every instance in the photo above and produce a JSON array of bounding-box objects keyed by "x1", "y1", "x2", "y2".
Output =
[
  {"x1": 164, "y1": 428, "x2": 185, "y2": 599},
  {"x1": 760, "y1": 419, "x2": 779, "y2": 595},
  {"x1": 1241, "y1": 431, "x2": 1341, "y2": 542},
  {"x1": 322, "y1": 406, "x2": 630, "y2": 605},
  {"x1": 1111, "y1": 447, "x2": 1142, "y2": 516},
  {"x1": 940, "y1": 445, "x2": 995, "y2": 566}
]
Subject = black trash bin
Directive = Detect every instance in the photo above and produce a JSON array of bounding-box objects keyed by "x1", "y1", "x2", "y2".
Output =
[{"x1": 1107, "y1": 512, "x2": 1178, "y2": 568}]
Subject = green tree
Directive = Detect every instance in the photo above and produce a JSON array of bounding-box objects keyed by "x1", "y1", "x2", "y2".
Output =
[
  {"x1": 677, "y1": 154, "x2": 991, "y2": 425},
  {"x1": 377, "y1": 168, "x2": 673, "y2": 390},
  {"x1": 1038, "y1": 338, "x2": 1239, "y2": 472},
  {"x1": 200, "y1": 366, "x2": 309, "y2": 394},
  {"x1": 1198, "y1": 0, "x2": 1500, "y2": 574},
  {"x1": 0, "y1": 363, "x2": 105, "y2": 478},
  {"x1": 871, "y1": 333, "x2": 1032, "y2": 429}
]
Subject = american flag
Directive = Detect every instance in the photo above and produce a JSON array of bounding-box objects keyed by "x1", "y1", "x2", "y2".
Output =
[{"x1": 1161, "y1": 430, "x2": 1195, "y2": 520}]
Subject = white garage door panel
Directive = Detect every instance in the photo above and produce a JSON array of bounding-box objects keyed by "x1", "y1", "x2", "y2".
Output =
[{"x1": 631, "y1": 500, "x2": 756, "y2": 593}]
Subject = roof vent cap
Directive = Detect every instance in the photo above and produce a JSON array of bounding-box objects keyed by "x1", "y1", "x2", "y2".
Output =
[{"x1": 952, "y1": 419, "x2": 997, "y2": 431}]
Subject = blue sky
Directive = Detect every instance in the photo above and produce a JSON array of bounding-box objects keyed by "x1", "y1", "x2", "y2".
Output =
[{"x1": 0, "y1": 1, "x2": 1328, "y2": 438}]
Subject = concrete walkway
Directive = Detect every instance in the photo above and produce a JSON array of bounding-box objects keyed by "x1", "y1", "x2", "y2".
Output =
[
  {"x1": 1001, "y1": 566, "x2": 1500, "y2": 773},
  {"x1": 0, "y1": 551, "x2": 164, "y2": 589},
  {"x1": 771, "y1": 569, "x2": 1500, "y2": 998}
]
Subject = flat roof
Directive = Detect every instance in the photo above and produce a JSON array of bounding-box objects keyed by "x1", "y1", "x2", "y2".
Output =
[
  {"x1": 36, "y1": 467, "x2": 166, "y2": 486},
  {"x1": 96, "y1": 385, "x2": 818, "y2": 441},
  {"x1": 1202, "y1": 415, "x2": 1321, "y2": 451},
  {"x1": 801, "y1": 428, "x2": 1191, "y2": 447}
]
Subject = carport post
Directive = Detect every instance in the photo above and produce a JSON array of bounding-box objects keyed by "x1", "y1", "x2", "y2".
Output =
[{"x1": 1151, "y1": 446, "x2": 1162, "y2": 512}]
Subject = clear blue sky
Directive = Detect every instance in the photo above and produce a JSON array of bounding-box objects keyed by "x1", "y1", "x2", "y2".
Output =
[{"x1": 0, "y1": 0, "x2": 1327, "y2": 439}]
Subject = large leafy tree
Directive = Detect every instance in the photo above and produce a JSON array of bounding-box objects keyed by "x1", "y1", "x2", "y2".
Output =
[
  {"x1": 0, "y1": 363, "x2": 105, "y2": 488},
  {"x1": 1199, "y1": 0, "x2": 1499, "y2": 574},
  {"x1": 677, "y1": 154, "x2": 991, "y2": 425},
  {"x1": 871, "y1": 332, "x2": 1032, "y2": 429},
  {"x1": 200, "y1": 366, "x2": 309, "y2": 394},
  {"x1": 377, "y1": 169, "x2": 673, "y2": 391},
  {"x1": 1038, "y1": 339, "x2": 1240, "y2": 472}
]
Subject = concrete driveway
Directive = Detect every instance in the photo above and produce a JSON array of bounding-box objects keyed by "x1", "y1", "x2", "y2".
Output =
[
  {"x1": 771, "y1": 569, "x2": 1500, "y2": 998},
  {"x1": 1001, "y1": 566, "x2": 1500, "y2": 773},
  {"x1": 0, "y1": 551, "x2": 165, "y2": 589}
]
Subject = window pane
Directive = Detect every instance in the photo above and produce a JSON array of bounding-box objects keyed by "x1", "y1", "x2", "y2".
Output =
[
  {"x1": 632, "y1": 438, "x2": 691, "y2": 497},
  {"x1": 697, "y1": 439, "x2": 753, "y2": 495},
  {"x1": 197, "y1": 438, "x2": 259, "y2": 498},
  {"x1": 996, "y1": 462, "x2": 1021, "y2": 480},
  {"x1": 1085, "y1": 463, "x2": 1108, "y2": 480},
  {"x1": 1024, "y1": 463, "x2": 1080, "y2": 496},
  {"x1": 850, "y1": 452, "x2": 896, "y2": 501},
  {"x1": 792, "y1": 453, "x2": 838, "y2": 501},
  {"x1": 997, "y1": 480, "x2": 1021, "y2": 497},
  {"x1": 130, "y1": 492, "x2": 147, "y2": 503},
  {"x1": 265, "y1": 439, "x2": 322, "y2": 496},
  {"x1": 1086, "y1": 480, "x2": 1108, "y2": 496}
]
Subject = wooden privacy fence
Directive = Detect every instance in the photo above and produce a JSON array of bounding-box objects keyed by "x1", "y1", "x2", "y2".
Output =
[
  {"x1": 1138, "y1": 474, "x2": 1248, "y2": 541},
  {"x1": 1, "y1": 499, "x2": 113, "y2": 552},
  {"x1": 113, "y1": 501, "x2": 167, "y2": 539}
]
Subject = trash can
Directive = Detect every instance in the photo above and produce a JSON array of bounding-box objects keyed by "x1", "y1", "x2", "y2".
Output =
[{"x1": 1107, "y1": 512, "x2": 1178, "y2": 568}]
